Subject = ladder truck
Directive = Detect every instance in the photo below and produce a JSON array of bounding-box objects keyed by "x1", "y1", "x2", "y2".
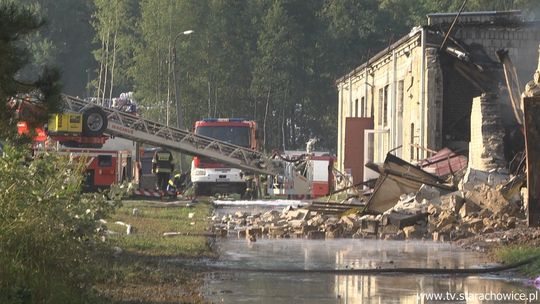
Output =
[{"x1": 15, "y1": 94, "x2": 314, "y2": 198}]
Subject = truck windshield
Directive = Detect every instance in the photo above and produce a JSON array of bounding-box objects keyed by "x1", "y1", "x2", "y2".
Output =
[{"x1": 196, "y1": 126, "x2": 250, "y2": 147}]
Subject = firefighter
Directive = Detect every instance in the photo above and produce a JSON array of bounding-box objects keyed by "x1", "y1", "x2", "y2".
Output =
[
  {"x1": 167, "y1": 170, "x2": 189, "y2": 193},
  {"x1": 152, "y1": 148, "x2": 174, "y2": 191}
]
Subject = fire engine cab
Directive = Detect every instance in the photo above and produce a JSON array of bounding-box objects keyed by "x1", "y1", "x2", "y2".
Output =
[{"x1": 191, "y1": 118, "x2": 259, "y2": 196}]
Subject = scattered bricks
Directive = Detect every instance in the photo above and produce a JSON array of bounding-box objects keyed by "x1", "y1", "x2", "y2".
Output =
[
  {"x1": 459, "y1": 200, "x2": 482, "y2": 218},
  {"x1": 478, "y1": 208, "x2": 493, "y2": 218},
  {"x1": 506, "y1": 217, "x2": 517, "y2": 229},
  {"x1": 427, "y1": 204, "x2": 441, "y2": 215},
  {"x1": 289, "y1": 219, "x2": 306, "y2": 229},
  {"x1": 261, "y1": 210, "x2": 280, "y2": 221},
  {"x1": 339, "y1": 215, "x2": 358, "y2": 230},
  {"x1": 440, "y1": 192, "x2": 465, "y2": 213},
  {"x1": 403, "y1": 225, "x2": 427, "y2": 239},
  {"x1": 307, "y1": 214, "x2": 324, "y2": 226},
  {"x1": 482, "y1": 226, "x2": 495, "y2": 233},
  {"x1": 436, "y1": 212, "x2": 457, "y2": 230},
  {"x1": 234, "y1": 211, "x2": 247, "y2": 218},
  {"x1": 438, "y1": 223, "x2": 454, "y2": 234},
  {"x1": 284, "y1": 209, "x2": 308, "y2": 221},
  {"x1": 466, "y1": 218, "x2": 484, "y2": 233}
]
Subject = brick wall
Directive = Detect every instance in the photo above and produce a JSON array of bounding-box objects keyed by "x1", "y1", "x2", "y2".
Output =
[{"x1": 468, "y1": 93, "x2": 507, "y2": 171}]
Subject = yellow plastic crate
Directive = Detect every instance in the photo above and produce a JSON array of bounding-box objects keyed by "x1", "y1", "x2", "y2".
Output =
[{"x1": 48, "y1": 113, "x2": 82, "y2": 133}]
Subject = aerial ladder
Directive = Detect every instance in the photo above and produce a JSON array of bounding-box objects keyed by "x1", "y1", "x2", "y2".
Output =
[{"x1": 60, "y1": 95, "x2": 311, "y2": 197}]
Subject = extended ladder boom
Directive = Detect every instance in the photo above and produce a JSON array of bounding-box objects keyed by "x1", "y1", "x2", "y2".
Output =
[{"x1": 61, "y1": 95, "x2": 282, "y2": 175}]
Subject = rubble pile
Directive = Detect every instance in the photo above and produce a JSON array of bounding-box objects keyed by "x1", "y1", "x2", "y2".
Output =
[{"x1": 212, "y1": 182, "x2": 525, "y2": 242}]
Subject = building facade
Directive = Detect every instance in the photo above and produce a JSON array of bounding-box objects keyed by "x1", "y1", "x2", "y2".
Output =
[{"x1": 336, "y1": 11, "x2": 540, "y2": 183}]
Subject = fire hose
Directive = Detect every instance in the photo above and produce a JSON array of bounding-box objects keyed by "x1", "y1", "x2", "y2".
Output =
[{"x1": 196, "y1": 254, "x2": 540, "y2": 276}]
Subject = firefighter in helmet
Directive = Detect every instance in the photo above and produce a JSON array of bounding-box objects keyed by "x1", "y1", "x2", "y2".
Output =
[{"x1": 152, "y1": 148, "x2": 174, "y2": 191}]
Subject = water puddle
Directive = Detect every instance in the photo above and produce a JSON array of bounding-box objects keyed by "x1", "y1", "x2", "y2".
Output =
[{"x1": 203, "y1": 238, "x2": 538, "y2": 303}]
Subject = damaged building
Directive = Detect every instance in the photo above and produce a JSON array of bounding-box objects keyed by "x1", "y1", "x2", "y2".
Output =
[{"x1": 336, "y1": 10, "x2": 540, "y2": 185}]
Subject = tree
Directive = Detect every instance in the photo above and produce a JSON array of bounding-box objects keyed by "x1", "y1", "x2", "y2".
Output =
[
  {"x1": 20, "y1": 0, "x2": 95, "y2": 96},
  {"x1": 0, "y1": 0, "x2": 61, "y2": 141},
  {"x1": 92, "y1": 0, "x2": 136, "y2": 103}
]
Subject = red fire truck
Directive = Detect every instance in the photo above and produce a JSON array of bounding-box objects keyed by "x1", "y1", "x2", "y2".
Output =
[{"x1": 191, "y1": 118, "x2": 259, "y2": 196}]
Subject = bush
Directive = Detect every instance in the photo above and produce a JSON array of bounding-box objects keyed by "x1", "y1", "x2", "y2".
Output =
[{"x1": 0, "y1": 144, "x2": 121, "y2": 303}]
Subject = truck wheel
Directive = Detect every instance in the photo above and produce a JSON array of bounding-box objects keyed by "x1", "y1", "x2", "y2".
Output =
[{"x1": 83, "y1": 107, "x2": 108, "y2": 136}]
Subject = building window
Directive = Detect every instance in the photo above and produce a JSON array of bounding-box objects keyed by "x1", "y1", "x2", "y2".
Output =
[
  {"x1": 360, "y1": 97, "x2": 365, "y2": 117},
  {"x1": 383, "y1": 85, "x2": 389, "y2": 127},
  {"x1": 355, "y1": 99, "x2": 358, "y2": 117}
]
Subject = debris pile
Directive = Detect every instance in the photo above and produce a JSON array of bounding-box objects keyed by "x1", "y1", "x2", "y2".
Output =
[{"x1": 212, "y1": 180, "x2": 525, "y2": 242}]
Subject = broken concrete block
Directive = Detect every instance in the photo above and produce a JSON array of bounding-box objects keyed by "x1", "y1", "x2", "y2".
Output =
[
  {"x1": 416, "y1": 184, "x2": 442, "y2": 205},
  {"x1": 284, "y1": 209, "x2": 308, "y2": 220},
  {"x1": 403, "y1": 225, "x2": 427, "y2": 239},
  {"x1": 288, "y1": 219, "x2": 306, "y2": 229},
  {"x1": 385, "y1": 211, "x2": 428, "y2": 229}
]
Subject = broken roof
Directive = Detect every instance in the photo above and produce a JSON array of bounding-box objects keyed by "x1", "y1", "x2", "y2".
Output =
[{"x1": 335, "y1": 10, "x2": 527, "y2": 86}]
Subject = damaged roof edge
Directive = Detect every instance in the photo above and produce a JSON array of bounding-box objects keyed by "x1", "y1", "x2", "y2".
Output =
[
  {"x1": 334, "y1": 28, "x2": 422, "y2": 86},
  {"x1": 335, "y1": 10, "x2": 537, "y2": 87}
]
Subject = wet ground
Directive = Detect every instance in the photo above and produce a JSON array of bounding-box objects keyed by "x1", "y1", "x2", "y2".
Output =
[{"x1": 203, "y1": 203, "x2": 538, "y2": 304}]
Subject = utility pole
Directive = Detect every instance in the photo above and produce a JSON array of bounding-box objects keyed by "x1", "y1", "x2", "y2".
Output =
[
  {"x1": 172, "y1": 30, "x2": 194, "y2": 130},
  {"x1": 172, "y1": 29, "x2": 193, "y2": 171}
]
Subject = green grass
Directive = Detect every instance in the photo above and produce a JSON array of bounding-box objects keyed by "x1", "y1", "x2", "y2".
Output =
[
  {"x1": 95, "y1": 200, "x2": 213, "y2": 303},
  {"x1": 106, "y1": 200, "x2": 213, "y2": 257},
  {"x1": 495, "y1": 245, "x2": 540, "y2": 277}
]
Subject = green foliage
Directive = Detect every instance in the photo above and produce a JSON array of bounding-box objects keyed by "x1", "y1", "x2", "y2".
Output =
[
  {"x1": 496, "y1": 245, "x2": 540, "y2": 276},
  {"x1": 0, "y1": 0, "x2": 62, "y2": 141},
  {"x1": 19, "y1": 0, "x2": 95, "y2": 96},
  {"x1": 0, "y1": 145, "x2": 121, "y2": 303},
  {"x1": 92, "y1": 0, "x2": 137, "y2": 99}
]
